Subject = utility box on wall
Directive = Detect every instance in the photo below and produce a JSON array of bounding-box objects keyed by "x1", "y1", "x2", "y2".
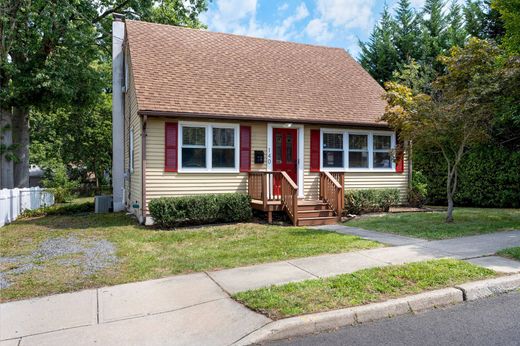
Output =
[{"x1": 254, "y1": 151, "x2": 264, "y2": 164}]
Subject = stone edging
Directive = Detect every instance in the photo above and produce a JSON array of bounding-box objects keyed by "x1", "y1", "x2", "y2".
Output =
[{"x1": 233, "y1": 274, "x2": 520, "y2": 345}]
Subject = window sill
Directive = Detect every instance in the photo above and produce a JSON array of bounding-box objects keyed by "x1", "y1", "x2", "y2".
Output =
[
  {"x1": 346, "y1": 168, "x2": 396, "y2": 173},
  {"x1": 320, "y1": 168, "x2": 396, "y2": 173},
  {"x1": 176, "y1": 169, "x2": 241, "y2": 174}
]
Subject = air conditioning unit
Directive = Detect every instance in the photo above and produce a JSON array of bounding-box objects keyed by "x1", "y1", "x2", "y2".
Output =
[{"x1": 95, "y1": 195, "x2": 114, "y2": 213}]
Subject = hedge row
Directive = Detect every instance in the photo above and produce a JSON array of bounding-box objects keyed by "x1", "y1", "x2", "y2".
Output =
[
  {"x1": 414, "y1": 145, "x2": 520, "y2": 208},
  {"x1": 345, "y1": 189, "x2": 401, "y2": 215},
  {"x1": 149, "y1": 193, "x2": 252, "y2": 228},
  {"x1": 20, "y1": 201, "x2": 95, "y2": 218}
]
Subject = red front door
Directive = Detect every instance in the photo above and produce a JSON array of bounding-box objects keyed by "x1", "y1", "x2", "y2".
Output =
[{"x1": 273, "y1": 128, "x2": 298, "y2": 195}]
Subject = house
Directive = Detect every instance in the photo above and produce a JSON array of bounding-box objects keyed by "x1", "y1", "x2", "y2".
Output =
[{"x1": 111, "y1": 16, "x2": 409, "y2": 226}]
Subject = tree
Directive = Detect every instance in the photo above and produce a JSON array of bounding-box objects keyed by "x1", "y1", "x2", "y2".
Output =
[
  {"x1": 420, "y1": 0, "x2": 448, "y2": 73},
  {"x1": 493, "y1": 0, "x2": 520, "y2": 53},
  {"x1": 1, "y1": 0, "x2": 102, "y2": 188},
  {"x1": 31, "y1": 92, "x2": 112, "y2": 188},
  {"x1": 1, "y1": 0, "x2": 209, "y2": 188},
  {"x1": 359, "y1": 6, "x2": 399, "y2": 84},
  {"x1": 445, "y1": 1, "x2": 468, "y2": 48},
  {"x1": 383, "y1": 39, "x2": 502, "y2": 222},
  {"x1": 392, "y1": 60, "x2": 435, "y2": 94},
  {"x1": 394, "y1": 0, "x2": 421, "y2": 63},
  {"x1": 464, "y1": 0, "x2": 505, "y2": 41}
]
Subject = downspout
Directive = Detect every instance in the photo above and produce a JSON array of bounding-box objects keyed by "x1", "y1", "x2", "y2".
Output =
[
  {"x1": 124, "y1": 45, "x2": 130, "y2": 208},
  {"x1": 141, "y1": 115, "x2": 147, "y2": 224}
]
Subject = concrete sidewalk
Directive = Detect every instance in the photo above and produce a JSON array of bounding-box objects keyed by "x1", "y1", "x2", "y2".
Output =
[{"x1": 1, "y1": 228, "x2": 520, "y2": 345}]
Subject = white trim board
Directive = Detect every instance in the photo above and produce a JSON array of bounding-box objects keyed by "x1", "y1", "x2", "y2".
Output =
[
  {"x1": 320, "y1": 129, "x2": 396, "y2": 172},
  {"x1": 177, "y1": 121, "x2": 240, "y2": 173},
  {"x1": 267, "y1": 123, "x2": 304, "y2": 198}
]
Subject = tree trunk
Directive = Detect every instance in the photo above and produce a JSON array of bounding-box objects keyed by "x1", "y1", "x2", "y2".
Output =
[
  {"x1": 12, "y1": 107, "x2": 30, "y2": 188},
  {"x1": 445, "y1": 164, "x2": 458, "y2": 223},
  {"x1": 446, "y1": 194, "x2": 454, "y2": 223},
  {"x1": 0, "y1": 107, "x2": 14, "y2": 188}
]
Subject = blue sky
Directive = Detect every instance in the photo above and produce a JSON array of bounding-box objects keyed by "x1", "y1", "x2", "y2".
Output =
[{"x1": 200, "y1": 0, "x2": 429, "y2": 58}]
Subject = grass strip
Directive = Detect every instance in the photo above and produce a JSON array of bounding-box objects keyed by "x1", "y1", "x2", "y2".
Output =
[
  {"x1": 346, "y1": 208, "x2": 520, "y2": 240},
  {"x1": 497, "y1": 247, "x2": 520, "y2": 261},
  {"x1": 233, "y1": 259, "x2": 496, "y2": 319}
]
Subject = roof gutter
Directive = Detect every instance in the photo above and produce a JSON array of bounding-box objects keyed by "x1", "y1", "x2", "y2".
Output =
[{"x1": 137, "y1": 110, "x2": 390, "y2": 129}]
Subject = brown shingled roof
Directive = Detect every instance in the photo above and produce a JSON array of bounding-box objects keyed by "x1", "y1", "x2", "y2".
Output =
[{"x1": 125, "y1": 20, "x2": 387, "y2": 126}]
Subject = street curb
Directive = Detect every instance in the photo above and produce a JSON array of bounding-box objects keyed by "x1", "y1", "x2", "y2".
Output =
[
  {"x1": 234, "y1": 288, "x2": 462, "y2": 345},
  {"x1": 455, "y1": 274, "x2": 520, "y2": 301},
  {"x1": 233, "y1": 275, "x2": 520, "y2": 345}
]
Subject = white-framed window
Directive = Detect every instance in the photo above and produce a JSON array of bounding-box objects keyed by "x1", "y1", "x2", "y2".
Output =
[
  {"x1": 179, "y1": 122, "x2": 239, "y2": 172},
  {"x1": 372, "y1": 134, "x2": 393, "y2": 169},
  {"x1": 320, "y1": 129, "x2": 395, "y2": 171},
  {"x1": 348, "y1": 133, "x2": 369, "y2": 169},
  {"x1": 322, "y1": 131, "x2": 345, "y2": 169}
]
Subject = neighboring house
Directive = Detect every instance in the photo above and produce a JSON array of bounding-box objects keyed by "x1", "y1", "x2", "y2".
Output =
[{"x1": 112, "y1": 17, "x2": 409, "y2": 226}]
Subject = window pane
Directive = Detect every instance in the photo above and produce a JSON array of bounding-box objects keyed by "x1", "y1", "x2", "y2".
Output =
[
  {"x1": 374, "y1": 152, "x2": 392, "y2": 168},
  {"x1": 183, "y1": 127, "x2": 205, "y2": 146},
  {"x1": 275, "y1": 133, "x2": 282, "y2": 164},
  {"x1": 323, "y1": 133, "x2": 343, "y2": 149},
  {"x1": 349, "y1": 151, "x2": 368, "y2": 168},
  {"x1": 213, "y1": 128, "x2": 234, "y2": 147},
  {"x1": 349, "y1": 134, "x2": 368, "y2": 150},
  {"x1": 374, "y1": 135, "x2": 391, "y2": 150},
  {"x1": 182, "y1": 148, "x2": 206, "y2": 168},
  {"x1": 323, "y1": 150, "x2": 343, "y2": 168},
  {"x1": 286, "y1": 134, "x2": 293, "y2": 163},
  {"x1": 212, "y1": 148, "x2": 235, "y2": 168}
]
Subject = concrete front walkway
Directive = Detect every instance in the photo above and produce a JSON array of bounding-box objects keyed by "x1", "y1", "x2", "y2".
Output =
[{"x1": 1, "y1": 227, "x2": 520, "y2": 346}]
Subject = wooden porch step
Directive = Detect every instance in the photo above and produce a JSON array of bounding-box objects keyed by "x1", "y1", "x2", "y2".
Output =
[
  {"x1": 298, "y1": 209, "x2": 335, "y2": 218},
  {"x1": 298, "y1": 200, "x2": 330, "y2": 211},
  {"x1": 297, "y1": 216, "x2": 338, "y2": 226}
]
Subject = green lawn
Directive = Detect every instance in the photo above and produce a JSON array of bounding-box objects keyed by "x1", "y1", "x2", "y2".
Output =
[
  {"x1": 497, "y1": 247, "x2": 520, "y2": 261},
  {"x1": 346, "y1": 208, "x2": 520, "y2": 240},
  {"x1": 0, "y1": 212, "x2": 380, "y2": 302},
  {"x1": 233, "y1": 259, "x2": 496, "y2": 319}
]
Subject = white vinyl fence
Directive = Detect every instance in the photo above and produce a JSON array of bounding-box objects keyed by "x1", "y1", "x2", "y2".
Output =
[{"x1": 0, "y1": 187, "x2": 55, "y2": 227}]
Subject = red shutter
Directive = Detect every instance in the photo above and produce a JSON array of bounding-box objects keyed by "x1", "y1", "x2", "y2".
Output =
[
  {"x1": 395, "y1": 140, "x2": 404, "y2": 173},
  {"x1": 165, "y1": 122, "x2": 178, "y2": 172},
  {"x1": 240, "y1": 125, "x2": 251, "y2": 172},
  {"x1": 310, "y1": 129, "x2": 320, "y2": 172}
]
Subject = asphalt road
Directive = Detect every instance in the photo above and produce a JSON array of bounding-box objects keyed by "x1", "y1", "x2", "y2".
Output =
[{"x1": 267, "y1": 291, "x2": 520, "y2": 346}]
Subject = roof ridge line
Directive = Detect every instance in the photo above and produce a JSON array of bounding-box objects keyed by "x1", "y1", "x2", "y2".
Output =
[{"x1": 125, "y1": 19, "x2": 348, "y2": 52}]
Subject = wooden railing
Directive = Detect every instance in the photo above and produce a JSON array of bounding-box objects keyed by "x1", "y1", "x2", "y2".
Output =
[
  {"x1": 320, "y1": 172, "x2": 344, "y2": 218},
  {"x1": 280, "y1": 172, "x2": 299, "y2": 225},
  {"x1": 248, "y1": 171, "x2": 282, "y2": 208}
]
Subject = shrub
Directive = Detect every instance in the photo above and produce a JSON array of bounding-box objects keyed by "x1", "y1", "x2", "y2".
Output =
[
  {"x1": 414, "y1": 145, "x2": 520, "y2": 207},
  {"x1": 42, "y1": 163, "x2": 80, "y2": 203},
  {"x1": 345, "y1": 189, "x2": 401, "y2": 215},
  {"x1": 149, "y1": 193, "x2": 252, "y2": 228},
  {"x1": 20, "y1": 201, "x2": 95, "y2": 218},
  {"x1": 408, "y1": 171, "x2": 428, "y2": 207}
]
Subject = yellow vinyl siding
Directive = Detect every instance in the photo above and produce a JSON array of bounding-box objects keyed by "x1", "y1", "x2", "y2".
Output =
[
  {"x1": 145, "y1": 118, "x2": 267, "y2": 209},
  {"x1": 124, "y1": 51, "x2": 142, "y2": 218},
  {"x1": 143, "y1": 120, "x2": 408, "y2": 213},
  {"x1": 303, "y1": 125, "x2": 409, "y2": 202}
]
